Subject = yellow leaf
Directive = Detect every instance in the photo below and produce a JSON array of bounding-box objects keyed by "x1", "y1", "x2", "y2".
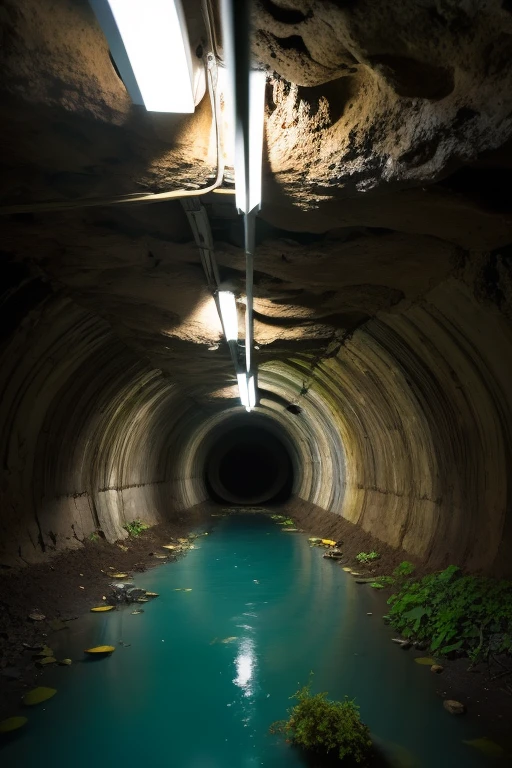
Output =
[
  {"x1": 90, "y1": 606, "x2": 115, "y2": 612},
  {"x1": 463, "y1": 737, "x2": 504, "y2": 758},
  {"x1": 84, "y1": 645, "x2": 115, "y2": 654},
  {"x1": 321, "y1": 539, "x2": 337, "y2": 547},
  {"x1": 111, "y1": 573, "x2": 129, "y2": 579},
  {"x1": 414, "y1": 657, "x2": 437, "y2": 665},
  {"x1": 23, "y1": 687, "x2": 57, "y2": 706},
  {"x1": 0, "y1": 716, "x2": 28, "y2": 733}
]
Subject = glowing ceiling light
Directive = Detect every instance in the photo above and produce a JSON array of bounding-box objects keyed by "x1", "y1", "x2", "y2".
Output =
[
  {"x1": 237, "y1": 373, "x2": 250, "y2": 409},
  {"x1": 235, "y1": 70, "x2": 267, "y2": 214},
  {"x1": 218, "y1": 291, "x2": 238, "y2": 342},
  {"x1": 90, "y1": 0, "x2": 195, "y2": 113},
  {"x1": 248, "y1": 375, "x2": 256, "y2": 409}
]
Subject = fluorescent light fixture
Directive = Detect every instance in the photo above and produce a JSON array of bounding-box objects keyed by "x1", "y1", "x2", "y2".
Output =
[
  {"x1": 237, "y1": 373, "x2": 250, "y2": 408},
  {"x1": 235, "y1": 70, "x2": 266, "y2": 214},
  {"x1": 90, "y1": 0, "x2": 195, "y2": 113},
  {"x1": 248, "y1": 375, "x2": 256, "y2": 409},
  {"x1": 218, "y1": 291, "x2": 238, "y2": 342}
]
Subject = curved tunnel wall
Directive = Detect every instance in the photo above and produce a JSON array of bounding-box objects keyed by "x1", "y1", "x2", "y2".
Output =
[{"x1": 1, "y1": 261, "x2": 512, "y2": 576}]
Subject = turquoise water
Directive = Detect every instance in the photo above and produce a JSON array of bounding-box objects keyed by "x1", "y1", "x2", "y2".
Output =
[{"x1": 1, "y1": 513, "x2": 495, "y2": 767}]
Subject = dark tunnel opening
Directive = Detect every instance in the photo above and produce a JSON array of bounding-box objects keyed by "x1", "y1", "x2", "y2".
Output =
[{"x1": 204, "y1": 424, "x2": 294, "y2": 505}]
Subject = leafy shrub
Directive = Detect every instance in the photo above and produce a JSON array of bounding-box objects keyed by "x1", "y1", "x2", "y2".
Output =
[
  {"x1": 393, "y1": 561, "x2": 415, "y2": 578},
  {"x1": 89, "y1": 531, "x2": 100, "y2": 543},
  {"x1": 374, "y1": 575, "x2": 395, "y2": 587},
  {"x1": 270, "y1": 680, "x2": 372, "y2": 764},
  {"x1": 124, "y1": 519, "x2": 149, "y2": 537},
  {"x1": 388, "y1": 565, "x2": 512, "y2": 662},
  {"x1": 355, "y1": 551, "x2": 380, "y2": 564}
]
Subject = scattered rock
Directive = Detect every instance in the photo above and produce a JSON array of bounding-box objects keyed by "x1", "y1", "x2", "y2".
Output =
[
  {"x1": 36, "y1": 656, "x2": 57, "y2": 667},
  {"x1": 131, "y1": 610, "x2": 144, "y2": 615},
  {"x1": 367, "y1": 612, "x2": 373, "y2": 616},
  {"x1": 126, "y1": 587, "x2": 146, "y2": 601},
  {"x1": 414, "y1": 641, "x2": 427, "y2": 651},
  {"x1": 58, "y1": 659, "x2": 72, "y2": 666},
  {"x1": 431, "y1": 664, "x2": 444, "y2": 674},
  {"x1": 28, "y1": 610, "x2": 45, "y2": 622},
  {"x1": 22, "y1": 642, "x2": 44, "y2": 651},
  {"x1": 443, "y1": 700, "x2": 466, "y2": 715},
  {"x1": 109, "y1": 583, "x2": 146, "y2": 603}
]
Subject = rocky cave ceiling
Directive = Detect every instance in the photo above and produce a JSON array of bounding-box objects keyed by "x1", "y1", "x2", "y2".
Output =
[
  {"x1": 1, "y1": 0, "x2": 512, "y2": 396},
  {"x1": 1, "y1": 0, "x2": 512, "y2": 573}
]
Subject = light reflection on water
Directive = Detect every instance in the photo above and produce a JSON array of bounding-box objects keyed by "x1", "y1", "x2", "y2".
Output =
[
  {"x1": 234, "y1": 635, "x2": 256, "y2": 695},
  {"x1": 0, "y1": 513, "x2": 493, "y2": 768}
]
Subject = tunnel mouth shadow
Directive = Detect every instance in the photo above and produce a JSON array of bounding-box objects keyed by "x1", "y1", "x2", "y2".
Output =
[{"x1": 204, "y1": 423, "x2": 294, "y2": 506}]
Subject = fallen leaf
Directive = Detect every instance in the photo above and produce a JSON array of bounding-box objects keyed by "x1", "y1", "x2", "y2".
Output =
[
  {"x1": 462, "y1": 737, "x2": 504, "y2": 758},
  {"x1": 84, "y1": 645, "x2": 115, "y2": 655},
  {"x1": 23, "y1": 687, "x2": 57, "y2": 706},
  {"x1": 0, "y1": 716, "x2": 28, "y2": 733},
  {"x1": 414, "y1": 657, "x2": 437, "y2": 665}
]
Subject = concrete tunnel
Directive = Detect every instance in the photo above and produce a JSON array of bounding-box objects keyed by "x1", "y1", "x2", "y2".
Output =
[{"x1": 1, "y1": 0, "x2": 512, "y2": 583}]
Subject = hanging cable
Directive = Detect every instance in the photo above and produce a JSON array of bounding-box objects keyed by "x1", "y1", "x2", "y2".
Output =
[{"x1": 0, "y1": 48, "x2": 223, "y2": 216}]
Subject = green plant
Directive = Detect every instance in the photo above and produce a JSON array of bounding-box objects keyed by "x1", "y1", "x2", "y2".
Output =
[
  {"x1": 393, "y1": 561, "x2": 415, "y2": 578},
  {"x1": 270, "y1": 679, "x2": 372, "y2": 765},
  {"x1": 374, "y1": 575, "x2": 395, "y2": 587},
  {"x1": 387, "y1": 565, "x2": 512, "y2": 663},
  {"x1": 124, "y1": 519, "x2": 150, "y2": 537},
  {"x1": 355, "y1": 551, "x2": 380, "y2": 564},
  {"x1": 89, "y1": 531, "x2": 100, "y2": 543}
]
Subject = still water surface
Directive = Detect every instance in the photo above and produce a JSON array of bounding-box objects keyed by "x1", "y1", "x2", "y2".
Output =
[{"x1": 2, "y1": 513, "x2": 494, "y2": 767}]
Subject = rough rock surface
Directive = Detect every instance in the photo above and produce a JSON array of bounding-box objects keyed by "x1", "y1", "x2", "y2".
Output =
[{"x1": 1, "y1": 0, "x2": 512, "y2": 577}]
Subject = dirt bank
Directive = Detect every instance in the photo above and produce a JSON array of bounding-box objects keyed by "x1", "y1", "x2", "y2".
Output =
[
  {"x1": 0, "y1": 504, "x2": 212, "y2": 720},
  {"x1": 283, "y1": 500, "x2": 512, "y2": 748}
]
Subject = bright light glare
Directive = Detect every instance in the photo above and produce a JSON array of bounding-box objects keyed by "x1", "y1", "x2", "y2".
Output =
[
  {"x1": 106, "y1": 0, "x2": 194, "y2": 113},
  {"x1": 233, "y1": 637, "x2": 255, "y2": 696},
  {"x1": 237, "y1": 373, "x2": 249, "y2": 408},
  {"x1": 235, "y1": 71, "x2": 266, "y2": 214},
  {"x1": 218, "y1": 291, "x2": 238, "y2": 342},
  {"x1": 248, "y1": 375, "x2": 256, "y2": 409}
]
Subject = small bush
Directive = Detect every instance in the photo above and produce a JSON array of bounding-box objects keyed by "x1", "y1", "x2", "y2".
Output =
[
  {"x1": 355, "y1": 551, "x2": 380, "y2": 565},
  {"x1": 124, "y1": 519, "x2": 149, "y2": 537},
  {"x1": 89, "y1": 532, "x2": 100, "y2": 543},
  {"x1": 393, "y1": 561, "x2": 415, "y2": 578},
  {"x1": 387, "y1": 565, "x2": 512, "y2": 662},
  {"x1": 270, "y1": 679, "x2": 372, "y2": 765}
]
